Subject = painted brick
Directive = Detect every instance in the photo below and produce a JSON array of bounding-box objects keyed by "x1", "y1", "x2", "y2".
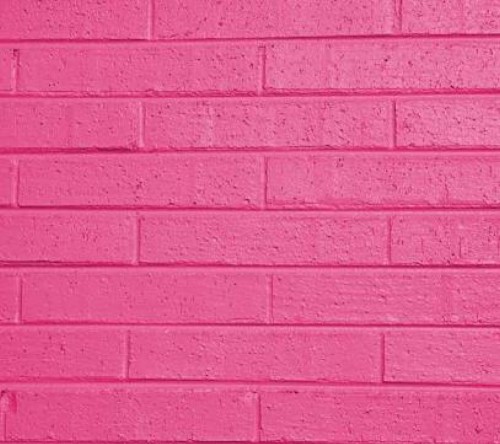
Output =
[
  {"x1": 0, "y1": 0, "x2": 148, "y2": 40},
  {"x1": 0, "y1": 49, "x2": 12, "y2": 91},
  {"x1": 0, "y1": 275, "x2": 18, "y2": 324},
  {"x1": 402, "y1": 0, "x2": 500, "y2": 34},
  {"x1": 0, "y1": 101, "x2": 139, "y2": 149},
  {"x1": 266, "y1": 40, "x2": 500, "y2": 92},
  {"x1": 386, "y1": 330, "x2": 500, "y2": 384},
  {"x1": 261, "y1": 389, "x2": 500, "y2": 442},
  {"x1": 0, "y1": 212, "x2": 135, "y2": 264},
  {"x1": 22, "y1": 271, "x2": 267, "y2": 324},
  {"x1": 18, "y1": 154, "x2": 263, "y2": 208},
  {"x1": 267, "y1": 154, "x2": 500, "y2": 208},
  {"x1": 154, "y1": 0, "x2": 395, "y2": 39},
  {"x1": 145, "y1": 99, "x2": 392, "y2": 149},
  {"x1": 140, "y1": 213, "x2": 388, "y2": 265},
  {"x1": 19, "y1": 45, "x2": 259, "y2": 94},
  {"x1": 2, "y1": 0, "x2": 500, "y2": 439},
  {"x1": 19, "y1": 155, "x2": 263, "y2": 208},
  {"x1": 0, "y1": 160, "x2": 14, "y2": 206},
  {"x1": 6, "y1": 388, "x2": 257, "y2": 441},
  {"x1": 130, "y1": 328, "x2": 380, "y2": 382},
  {"x1": 397, "y1": 98, "x2": 500, "y2": 149},
  {"x1": 0, "y1": 328, "x2": 125, "y2": 380},
  {"x1": 273, "y1": 271, "x2": 500, "y2": 325},
  {"x1": 392, "y1": 214, "x2": 500, "y2": 265}
]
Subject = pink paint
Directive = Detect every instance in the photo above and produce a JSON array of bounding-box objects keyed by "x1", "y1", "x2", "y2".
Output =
[{"x1": 1, "y1": 0, "x2": 500, "y2": 442}]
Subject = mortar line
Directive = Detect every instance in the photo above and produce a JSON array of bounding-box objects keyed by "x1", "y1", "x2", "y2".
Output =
[
  {"x1": 0, "y1": 412, "x2": 4, "y2": 441},
  {"x1": 11, "y1": 207, "x2": 500, "y2": 214},
  {"x1": 381, "y1": 332, "x2": 386, "y2": 383},
  {"x1": 7, "y1": 204, "x2": 500, "y2": 211},
  {"x1": 17, "y1": 277, "x2": 23, "y2": 323},
  {"x1": 387, "y1": 217, "x2": 393, "y2": 265},
  {"x1": 4, "y1": 323, "x2": 500, "y2": 329},
  {"x1": 395, "y1": 0, "x2": 403, "y2": 33},
  {"x1": 148, "y1": 0, "x2": 155, "y2": 40},
  {"x1": 256, "y1": 393, "x2": 262, "y2": 441},
  {"x1": 133, "y1": 213, "x2": 141, "y2": 265},
  {"x1": 125, "y1": 330, "x2": 132, "y2": 379},
  {"x1": 5, "y1": 147, "x2": 500, "y2": 156},
  {"x1": 391, "y1": 100, "x2": 397, "y2": 149},
  {"x1": 263, "y1": 156, "x2": 269, "y2": 209},
  {"x1": 258, "y1": 45, "x2": 267, "y2": 95},
  {"x1": 2, "y1": 379, "x2": 500, "y2": 389},
  {"x1": 138, "y1": 101, "x2": 145, "y2": 148},
  {"x1": 8, "y1": 263, "x2": 500, "y2": 270},
  {"x1": 267, "y1": 275, "x2": 274, "y2": 324},
  {"x1": 10, "y1": 49, "x2": 19, "y2": 92},
  {"x1": 11, "y1": 160, "x2": 19, "y2": 208},
  {"x1": 3, "y1": 33, "x2": 500, "y2": 45},
  {"x1": 1, "y1": 89, "x2": 500, "y2": 100}
]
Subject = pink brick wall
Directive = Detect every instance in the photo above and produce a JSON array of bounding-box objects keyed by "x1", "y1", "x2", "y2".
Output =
[{"x1": 1, "y1": 1, "x2": 500, "y2": 442}]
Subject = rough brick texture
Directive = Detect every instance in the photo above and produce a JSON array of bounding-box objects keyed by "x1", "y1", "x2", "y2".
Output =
[
  {"x1": 0, "y1": 328, "x2": 126, "y2": 380},
  {"x1": 19, "y1": 45, "x2": 260, "y2": 94},
  {"x1": 267, "y1": 154, "x2": 500, "y2": 208},
  {"x1": 22, "y1": 271, "x2": 268, "y2": 324},
  {"x1": 145, "y1": 99, "x2": 392, "y2": 149},
  {"x1": 7, "y1": 388, "x2": 257, "y2": 441},
  {"x1": 267, "y1": 41, "x2": 500, "y2": 93},
  {"x1": 0, "y1": 212, "x2": 135, "y2": 264},
  {"x1": 262, "y1": 389, "x2": 500, "y2": 442},
  {"x1": 130, "y1": 328, "x2": 381, "y2": 382},
  {"x1": 0, "y1": 49, "x2": 12, "y2": 91},
  {"x1": 273, "y1": 270, "x2": 500, "y2": 325},
  {"x1": 140, "y1": 213, "x2": 388, "y2": 265},
  {"x1": 402, "y1": 0, "x2": 500, "y2": 34},
  {"x1": 0, "y1": 101, "x2": 139, "y2": 149},
  {"x1": 397, "y1": 98, "x2": 500, "y2": 149},
  {"x1": 154, "y1": 0, "x2": 395, "y2": 39},
  {"x1": 0, "y1": 275, "x2": 18, "y2": 324},
  {"x1": 0, "y1": 0, "x2": 149, "y2": 40},
  {"x1": 19, "y1": 155, "x2": 263, "y2": 208},
  {"x1": 386, "y1": 330, "x2": 500, "y2": 384},
  {"x1": 392, "y1": 214, "x2": 500, "y2": 265},
  {"x1": 1, "y1": 1, "x2": 499, "y2": 443},
  {"x1": 0, "y1": 160, "x2": 14, "y2": 206}
]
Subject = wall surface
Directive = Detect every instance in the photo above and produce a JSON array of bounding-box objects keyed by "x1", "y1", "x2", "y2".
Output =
[{"x1": 1, "y1": 0, "x2": 500, "y2": 442}]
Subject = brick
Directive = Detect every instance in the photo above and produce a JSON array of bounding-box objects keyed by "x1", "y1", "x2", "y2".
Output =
[
  {"x1": 261, "y1": 389, "x2": 500, "y2": 442},
  {"x1": 145, "y1": 99, "x2": 392, "y2": 149},
  {"x1": 0, "y1": 49, "x2": 12, "y2": 91},
  {"x1": 23, "y1": 271, "x2": 267, "y2": 324},
  {"x1": 444, "y1": 157, "x2": 500, "y2": 205},
  {"x1": 0, "y1": 212, "x2": 135, "y2": 264},
  {"x1": 0, "y1": 160, "x2": 14, "y2": 206},
  {"x1": 19, "y1": 155, "x2": 263, "y2": 208},
  {"x1": 154, "y1": 0, "x2": 394, "y2": 39},
  {"x1": 273, "y1": 271, "x2": 500, "y2": 325},
  {"x1": 268, "y1": 154, "x2": 500, "y2": 208},
  {"x1": 0, "y1": 275, "x2": 18, "y2": 323},
  {"x1": 392, "y1": 214, "x2": 500, "y2": 265},
  {"x1": 130, "y1": 328, "x2": 380, "y2": 382},
  {"x1": 140, "y1": 213, "x2": 388, "y2": 265},
  {"x1": 0, "y1": 0, "x2": 148, "y2": 40},
  {"x1": 397, "y1": 98, "x2": 500, "y2": 149},
  {"x1": 386, "y1": 330, "x2": 500, "y2": 384},
  {"x1": 7, "y1": 388, "x2": 257, "y2": 441},
  {"x1": 402, "y1": 0, "x2": 500, "y2": 34},
  {"x1": 267, "y1": 40, "x2": 500, "y2": 92},
  {"x1": 0, "y1": 328, "x2": 125, "y2": 380},
  {"x1": 19, "y1": 45, "x2": 259, "y2": 94},
  {"x1": 0, "y1": 101, "x2": 139, "y2": 149}
]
